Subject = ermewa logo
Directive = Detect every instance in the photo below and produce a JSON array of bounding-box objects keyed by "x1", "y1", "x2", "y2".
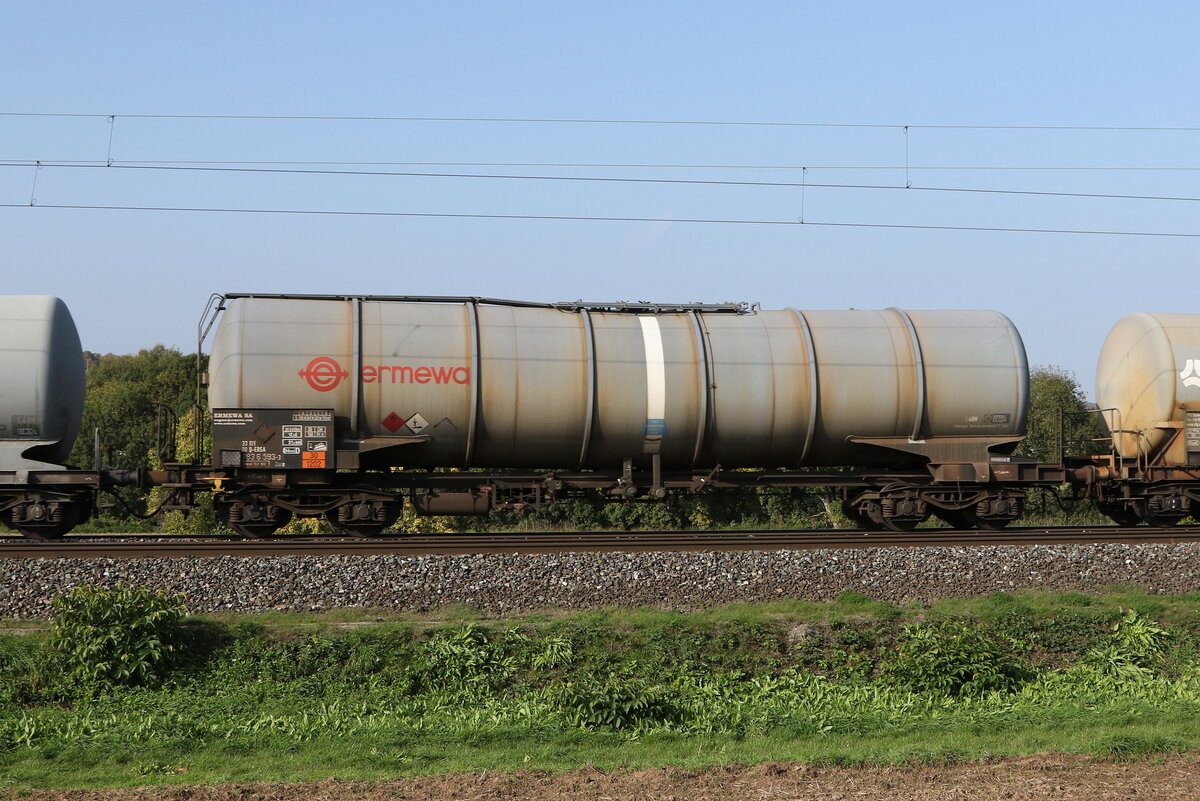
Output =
[
  {"x1": 299, "y1": 357, "x2": 471, "y2": 391},
  {"x1": 1182, "y1": 359, "x2": 1200, "y2": 388},
  {"x1": 299, "y1": 357, "x2": 350, "y2": 392}
]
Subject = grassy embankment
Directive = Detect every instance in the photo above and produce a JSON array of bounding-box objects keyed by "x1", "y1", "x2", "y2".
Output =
[{"x1": 3, "y1": 588, "x2": 1200, "y2": 788}]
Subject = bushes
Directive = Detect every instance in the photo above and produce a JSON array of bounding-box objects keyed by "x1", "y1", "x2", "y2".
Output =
[
  {"x1": 884, "y1": 622, "x2": 1032, "y2": 696},
  {"x1": 7, "y1": 589, "x2": 1200, "y2": 776},
  {"x1": 550, "y1": 674, "x2": 679, "y2": 731},
  {"x1": 1081, "y1": 609, "x2": 1170, "y2": 680},
  {"x1": 50, "y1": 583, "x2": 187, "y2": 687}
]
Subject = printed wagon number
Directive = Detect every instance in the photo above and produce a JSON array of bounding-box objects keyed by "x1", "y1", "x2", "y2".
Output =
[{"x1": 301, "y1": 451, "x2": 327, "y2": 468}]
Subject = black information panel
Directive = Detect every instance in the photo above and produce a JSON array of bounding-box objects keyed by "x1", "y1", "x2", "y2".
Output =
[
  {"x1": 1187, "y1": 411, "x2": 1200, "y2": 467},
  {"x1": 212, "y1": 409, "x2": 335, "y2": 470}
]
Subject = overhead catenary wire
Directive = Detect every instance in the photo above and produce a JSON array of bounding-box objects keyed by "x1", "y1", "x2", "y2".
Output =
[
  {"x1": 3, "y1": 202, "x2": 1199, "y2": 238},
  {"x1": 4, "y1": 111, "x2": 1200, "y2": 131},
  {"x1": 7, "y1": 159, "x2": 1200, "y2": 171},
  {"x1": 4, "y1": 160, "x2": 1200, "y2": 205}
]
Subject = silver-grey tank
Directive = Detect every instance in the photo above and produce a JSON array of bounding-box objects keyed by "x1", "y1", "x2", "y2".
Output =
[
  {"x1": 0, "y1": 296, "x2": 86, "y2": 469},
  {"x1": 208, "y1": 298, "x2": 1028, "y2": 469}
]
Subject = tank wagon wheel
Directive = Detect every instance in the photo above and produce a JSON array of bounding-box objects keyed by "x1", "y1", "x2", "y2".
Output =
[
  {"x1": 867, "y1": 503, "x2": 921, "y2": 532},
  {"x1": 0, "y1": 503, "x2": 84, "y2": 541},
  {"x1": 959, "y1": 492, "x2": 1024, "y2": 531},
  {"x1": 324, "y1": 488, "x2": 402, "y2": 537},
  {"x1": 843, "y1": 495, "x2": 926, "y2": 532},
  {"x1": 878, "y1": 488, "x2": 931, "y2": 532},
  {"x1": 322, "y1": 513, "x2": 393, "y2": 538},
  {"x1": 214, "y1": 497, "x2": 293, "y2": 539},
  {"x1": 840, "y1": 500, "x2": 872, "y2": 530},
  {"x1": 1135, "y1": 495, "x2": 1190, "y2": 529},
  {"x1": 848, "y1": 499, "x2": 889, "y2": 531},
  {"x1": 880, "y1": 517, "x2": 920, "y2": 533}
]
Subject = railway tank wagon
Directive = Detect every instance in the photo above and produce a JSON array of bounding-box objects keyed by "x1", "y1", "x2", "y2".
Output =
[
  {"x1": 205, "y1": 294, "x2": 1032, "y2": 535},
  {"x1": 0, "y1": 296, "x2": 92, "y2": 538},
  {"x1": 1094, "y1": 312, "x2": 1200, "y2": 526}
]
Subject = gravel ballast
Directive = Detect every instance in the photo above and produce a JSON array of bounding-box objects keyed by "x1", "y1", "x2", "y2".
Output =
[{"x1": 1, "y1": 542, "x2": 1197, "y2": 619}]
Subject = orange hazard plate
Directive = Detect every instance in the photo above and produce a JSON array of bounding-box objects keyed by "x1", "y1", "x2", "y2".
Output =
[{"x1": 301, "y1": 452, "x2": 327, "y2": 468}]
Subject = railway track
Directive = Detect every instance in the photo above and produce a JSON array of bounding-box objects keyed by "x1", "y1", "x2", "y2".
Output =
[{"x1": 1, "y1": 525, "x2": 1199, "y2": 558}]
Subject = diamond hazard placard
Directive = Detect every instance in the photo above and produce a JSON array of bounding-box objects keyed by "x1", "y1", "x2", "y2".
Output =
[
  {"x1": 405, "y1": 413, "x2": 429, "y2": 435},
  {"x1": 382, "y1": 412, "x2": 404, "y2": 433}
]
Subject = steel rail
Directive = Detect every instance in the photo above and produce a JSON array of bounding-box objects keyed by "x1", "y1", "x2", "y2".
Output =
[{"x1": 0, "y1": 526, "x2": 1198, "y2": 558}]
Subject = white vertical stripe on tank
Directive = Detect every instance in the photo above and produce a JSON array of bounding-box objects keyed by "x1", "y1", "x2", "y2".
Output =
[{"x1": 639, "y1": 315, "x2": 666, "y2": 454}]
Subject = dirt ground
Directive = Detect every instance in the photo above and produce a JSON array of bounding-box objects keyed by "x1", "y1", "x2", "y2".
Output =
[{"x1": 5, "y1": 753, "x2": 1199, "y2": 801}]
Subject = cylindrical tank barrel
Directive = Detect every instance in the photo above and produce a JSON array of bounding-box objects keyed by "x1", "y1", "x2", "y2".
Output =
[
  {"x1": 208, "y1": 298, "x2": 1028, "y2": 469},
  {"x1": 0, "y1": 296, "x2": 86, "y2": 468},
  {"x1": 1096, "y1": 312, "x2": 1200, "y2": 461}
]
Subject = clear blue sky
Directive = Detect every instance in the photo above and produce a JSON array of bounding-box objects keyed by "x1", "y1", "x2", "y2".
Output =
[{"x1": 4, "y1": 1, "x2": 1199, "y2": 397}]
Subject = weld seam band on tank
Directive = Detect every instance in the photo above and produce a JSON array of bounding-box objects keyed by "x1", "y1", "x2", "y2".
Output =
[
  {"x1": 686, "y1": 310, "x2": 709, "y2": 469},
  {"x1": 787, "y1": 308, "x2": 819, "y2": 468},
  {"x1": 464, "y1": 301, "x2": 481, "y2": 468},
  {"x1": 696, "y1": 313, "x2": 718, "y2": 454},
  {"x1": 638, "y1": 316, "x2": 666, "y2": 455},
  {"x1": 889, "y1": 308, "x2": 927, "y2": 442},
  {"x1": 350, "y1": 298, "x2": 363, "y2": 435},
  {"x1": 234, "y1": 298, "x2": 244, "y2": 410},
  {"x1": 1145, "y1": 313, "x2": 1174, "y2": 463},
  {"x1": 577, "y1": 308, "x2": 596, "y2": 470}
]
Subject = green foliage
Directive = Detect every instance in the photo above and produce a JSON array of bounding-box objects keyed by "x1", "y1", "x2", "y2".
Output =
[
  {"x1": 884, "y1": 621, "x2": 1031, "y2": 696},
  {"x1": 50, "y1": 584, "x2": 187, "y2": 687},
  {"x1": 550, "y1": 674, "x2": 678, "y2": 730},
  {"x1": 1015, "y1": 365, "x2": 1106, "y2": 462},
  {"x1": 445, "y1": 487, "x2": 837, "y2": 535},
  {"x1": 0, "y1": 634, "x2": 58, "y2": 705},
  {"x1": 66, "y1": 347, "x2": 204, "y2": 520},
  {"x1": 1081, "y1": 609, "x2": 1170, "y2": 680},
  {"x1": 1092, "y1": 733, "x2": 1186, "y2": 758},
  {"x1": 6, "y1": 594, "x2": 1200, "y2": 786},
  {"x1": 155, "y1": 407, "x2": 224, "y2": 535},
  {"x1": 71, "y1": 346, "x2": 201, "y2": 469},
  {"x1": 414, "y1": 624, "x2": 520, "y2": 693}
]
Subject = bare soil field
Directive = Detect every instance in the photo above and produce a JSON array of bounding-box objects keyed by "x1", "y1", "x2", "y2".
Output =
[{"x1": 5, "y1": 753, "x2": 1198, "y2": 801}]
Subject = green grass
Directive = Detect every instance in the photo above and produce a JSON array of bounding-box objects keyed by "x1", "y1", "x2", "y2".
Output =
[
  {"x1": 2, "y1": 706, "x2": 1198, "y2": 788},
  {"x1": 4, "y1": 590, "x2": 1200, "y2": 789}
]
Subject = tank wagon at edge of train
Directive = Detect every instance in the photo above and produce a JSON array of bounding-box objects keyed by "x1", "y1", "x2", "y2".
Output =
[
  {"x1": 0, "y1": 296, "x2": 96, "y2": 537},
  {"x1": 1092, "y1": 313, "x2": 1200, "y2": 526}
]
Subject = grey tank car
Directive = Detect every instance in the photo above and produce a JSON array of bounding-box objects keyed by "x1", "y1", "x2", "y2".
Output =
[
  {"x1": 0, "y1": 296, "x2": 85, "y2": 469},
  {"x1": 197, "y1": 294, "x2": 1043, "y2": 535},
  {"x1": 208, "y1": 296, "x2": 1029, "y2": 471},
  {"x1": 0, "y1": 296, "x2": 95, "y2": 538}
]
